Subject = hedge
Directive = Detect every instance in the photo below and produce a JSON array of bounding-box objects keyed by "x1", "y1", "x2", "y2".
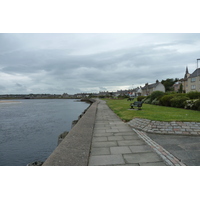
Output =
[
  {"x1": 194, "y1": 99, "x2": 200, "y2": 111},
  {"x1": 160, "y1": 94, "x2": 176, "y2": 106},
  {"x1": 170, "y1": 96, "x2": 189, "y2": 108},
  {"x1": 136, "y1": 91, "x2": 200, "y2": 111},
  {"x1": 137, "y1": 96, "x2": 147, "y2": 101},
  {"x1": 160, "y1": 93, "x2": 187, "y2": 107},
  {"x1": 186, "y1": 91, "x2": 200, "y2": 99},
  {"x1": 150, "y1": 91, "x2": 165, "y2": 102}
]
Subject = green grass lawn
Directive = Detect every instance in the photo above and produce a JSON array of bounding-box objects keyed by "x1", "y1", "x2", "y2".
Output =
[{"x1": 105, "y1": 98, "x2": 200, "y2": 122}]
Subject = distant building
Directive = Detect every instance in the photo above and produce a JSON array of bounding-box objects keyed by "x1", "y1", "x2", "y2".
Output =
[
  {"x1": 173, "y1": 81, "x2": 182, "y2": 92},
  {"x1": 180, "y1": 66, "x2": 190, "y2": 93},
  {"x1": 141, "y1": 80, "x2": 165, "y2": 96},
  {"x1": 187, "y1": 68, "x2": 200, "y2": 92},
  {"x1": 75, "y1": 93, "x2": 90, "y2": 98},
  {"x1": 178, "y1": 66, "x2": 200, "y2": 93},
  {"x1": 62, "y1": 93, "x2": 70, "y2": 98}
]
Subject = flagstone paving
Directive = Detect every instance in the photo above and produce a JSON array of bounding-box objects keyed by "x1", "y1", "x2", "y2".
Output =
[
  {"x1": 144, "y1": 132, "x2": 200, "y2": 166},
  {"x1": 88, "y1": 100, "x2": 185, "y2": 166}
]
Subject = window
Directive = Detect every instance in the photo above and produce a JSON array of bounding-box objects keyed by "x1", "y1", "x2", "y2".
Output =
[
  {"x1": 191, "y1": 85, "x2": 196, "y2": 90},
  {"x1": 191, "y1": 78, "x2": 196, "y2": 82}
]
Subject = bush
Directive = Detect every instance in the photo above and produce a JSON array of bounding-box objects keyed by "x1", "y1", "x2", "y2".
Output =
[
  {"x1": 137, "y1": 96, "x2": 146, "y2": 101},
  {"x1": 194, "y1": 99, "x2": 200, "y2": 111},
  {"x1": 151, "y1": 98, "x2": 160, "y2": 105},
  {"x1": 143, "y1": 96, "x2": 151, "y2": 104},
  {"x1": 160, "y1": 93, "x2": 187, "y2": 107},
  {"x1": 185, "y1": 99, "x2": 197, "y2": 109},
  {"x1": 117, "y1": 95, "x2": 128, "y2": 99},
  {"x1": 160, "y1": 94, "x2": 176, "y2": 106},
  {"x1": 150, "y1": 91, "x2": 165, "y2": 102},
  {"x1": 170, "y1": 96, "x2": 189, "y2": 108},
  {"x1": 186, "y1": 91, "x2": 200, "y2": 99},
  {"x1": 185, "y1": 99, "x2": 200, "y2": 110}
]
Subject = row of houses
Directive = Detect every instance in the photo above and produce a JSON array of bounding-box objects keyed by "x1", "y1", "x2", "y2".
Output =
[
  {"x1": 70, "y1": 80, "x2": 166, "y2": 98},
  {"x1": 78, "y1": 80, "x2": 165, "y2": 98},
  {"x1": 97, "y1": 66, "x2": 200, "y2": 98}
]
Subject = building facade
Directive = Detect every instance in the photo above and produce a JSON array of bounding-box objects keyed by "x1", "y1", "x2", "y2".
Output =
[
  {"x1": 187, "y1": 68, "x2": 200, "y2": 92},
  {"x1": 181, "y1": 66, "x2": 190, "y2": 93},
  {"x1": 141, "y1": 80, "x2": 165, "y2": 96}
]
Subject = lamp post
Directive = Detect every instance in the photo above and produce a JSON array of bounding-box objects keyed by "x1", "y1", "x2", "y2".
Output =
[
  {"x1": 197, "y1": 59, "x2": 200, "y2": 92},
  {"x1": 197, "y1": 59, "x2": 200, "y2": 68}
]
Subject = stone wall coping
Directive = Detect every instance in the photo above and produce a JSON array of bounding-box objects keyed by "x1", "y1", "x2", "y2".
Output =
[{"x1": 43, "y1": 99, "x2": 98, "y2": 166}]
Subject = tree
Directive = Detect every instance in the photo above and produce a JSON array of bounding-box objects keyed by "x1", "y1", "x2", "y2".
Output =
[
  {"x1": 178, "y1": 83, "x2": 183, "y2": 93},
  {"x1": 161, "y1": 78, "x2": 179, "y2": 92}
]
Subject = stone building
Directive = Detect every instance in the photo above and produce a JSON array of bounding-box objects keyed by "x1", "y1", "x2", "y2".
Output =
[
  {"x1": 141, "y1": 80, "x2": 165, "y2": 96},
  {"x1": 187, "y1": 68, "x2": 200, "y2": 92},
  {"x1": 182, "y1": 66, "x2": 190, "y2": 93}
]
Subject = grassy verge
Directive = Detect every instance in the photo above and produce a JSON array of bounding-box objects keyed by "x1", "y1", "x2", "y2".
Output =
[{"x1": 105, "y1": 98, "x2": 200, "y2": 122}]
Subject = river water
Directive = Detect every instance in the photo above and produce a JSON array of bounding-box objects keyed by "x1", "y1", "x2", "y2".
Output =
[{"x1": 0, "y1": 99, "x2": 89, "y2": 166}]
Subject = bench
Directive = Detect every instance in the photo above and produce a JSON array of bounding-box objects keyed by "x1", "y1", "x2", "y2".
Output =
[{"x1": 130, "y1": 101, "x2": 143, "y2": 110}]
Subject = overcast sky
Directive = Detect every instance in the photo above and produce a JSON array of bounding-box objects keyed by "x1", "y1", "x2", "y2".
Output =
[{"x1": 0, "y1": 33, "x2": 200, "y2": 94}]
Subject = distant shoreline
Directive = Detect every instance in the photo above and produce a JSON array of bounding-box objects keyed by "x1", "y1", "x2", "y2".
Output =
[{"x1": 0, "y1": 100, "x2": 20, "y2": 103}]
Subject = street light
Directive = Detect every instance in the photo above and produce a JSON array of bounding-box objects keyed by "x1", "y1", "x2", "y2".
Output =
[
  {"x1": 197, "y1": 59, "x2": 200, "y2": 92},
  {"x1": 197, "y1": 59, "x2": 200, "y2": 68}
]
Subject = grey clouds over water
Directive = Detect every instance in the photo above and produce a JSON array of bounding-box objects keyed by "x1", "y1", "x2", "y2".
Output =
[{"x1": 0, "y1": 33, "x2": 200, "y2": 94}]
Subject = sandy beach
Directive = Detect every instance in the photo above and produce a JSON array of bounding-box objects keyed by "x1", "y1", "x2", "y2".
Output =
[{"x1": 0, "y1": 100, "x2": 20, "y2": 103}]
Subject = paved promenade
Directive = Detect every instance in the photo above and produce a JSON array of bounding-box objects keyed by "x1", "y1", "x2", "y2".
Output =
[{"x1": 88, "y1": 100, "x2": 185, "y2": 166}]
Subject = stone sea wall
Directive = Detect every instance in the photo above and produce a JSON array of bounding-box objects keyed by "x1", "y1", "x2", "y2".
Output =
[
  {"x1": 42, "y1": 99, "x2": 98, "y2": 166},
  {"x1": 57, "y1": 99, "x2": 95, "y2": 145},
  {"x1": 28, "y1": 98, "x2": 97, "y2": 166}
]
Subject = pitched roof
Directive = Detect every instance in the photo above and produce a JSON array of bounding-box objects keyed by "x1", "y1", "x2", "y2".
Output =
[
  {"x1": 189, "y1": 68, "x2": 200, "y2": 78},
  {"x1": 142, "y1": 82, "x2": 159, "y2": 90}
]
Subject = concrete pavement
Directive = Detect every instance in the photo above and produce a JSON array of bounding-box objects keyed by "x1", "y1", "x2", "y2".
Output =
[
  {"x1": 128, "y1": 117, "x2": 200, "y2": 166},
  {"x1": 145, "y1": 133, "x2": 200, "y2": 166},
  {"x1": 88, "y1": 100, "x2": 184, "y2": 166}
]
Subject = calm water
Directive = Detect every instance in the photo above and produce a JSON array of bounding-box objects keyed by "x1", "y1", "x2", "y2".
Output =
[{"x1": 0, "y1": 99, "x2": 89, "y2": 166}]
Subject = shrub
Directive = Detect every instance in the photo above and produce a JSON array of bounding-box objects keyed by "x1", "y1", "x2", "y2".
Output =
[
  {"x1": 186, "y1": 91, "x2": 200, "y2": 99},
  {"x1": 194, "y1": 99, "x2": 200, "y2": 111},
  {"x1": 137, "y1": 96, "x2": 146, "y2": 101},
  {"x1": 150, "y1": 91, "x2": 165, "y2": 102},
  {"x1": 151, "y1": 98, "x2": 160, "y2": 105},
  {"x1": 184, "y1": 99, "x2": 197, "y2": 109},
  {"x1": 160, "y1": 93, "x2": 187, "y2": 107},
  {"x1": 117, "y1": 95, "x2": 128, "y2": 99},
  {"x1": 143, "y1": 96, "x2": 151, "y2": 104},
  {"x1": 160, "y1": 94, "x2": 176, "y2": 106},
  {"x1": 170, "y1": 96, "x2": 189, "y2": 108}
]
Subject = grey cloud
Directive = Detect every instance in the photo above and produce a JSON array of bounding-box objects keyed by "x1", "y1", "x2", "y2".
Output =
[
  {"x1": 15, "y1": 83, "x2": 23, "y2": 87},
  {"x1": 0, "y1": 85, "x2": 6, "y2": 90},
  {"x1": 0, "y1": 34, "x2": 22, "y2": 54},
  {"x1": 1, "y1": 33, "x2": 200, "y2": 94}
]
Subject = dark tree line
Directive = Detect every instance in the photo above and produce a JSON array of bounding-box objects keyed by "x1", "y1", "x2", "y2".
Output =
[{"x1": 161, "y1": 78, "x2": 179, "y2": 92}]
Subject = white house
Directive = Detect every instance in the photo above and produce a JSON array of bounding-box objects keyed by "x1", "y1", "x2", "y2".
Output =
[{"x1": 141, "y1": 80, "x2": 165, "y2": 96}]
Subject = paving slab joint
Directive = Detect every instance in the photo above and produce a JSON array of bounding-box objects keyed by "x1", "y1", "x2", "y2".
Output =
[{"x1": 132, "y1": 128, "x2": 186, "y2": 166}]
